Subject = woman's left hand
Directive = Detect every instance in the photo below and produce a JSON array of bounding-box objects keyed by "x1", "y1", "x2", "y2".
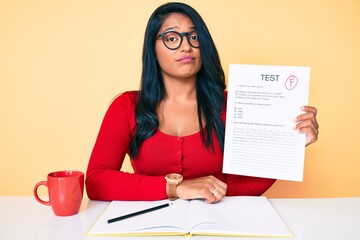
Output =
[{"x1": 293, "y1": 106, "x2": 319, "y2": 146}]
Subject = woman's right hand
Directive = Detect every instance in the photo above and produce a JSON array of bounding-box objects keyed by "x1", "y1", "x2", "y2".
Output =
[{"x1": 176, "y1": 175, "x2": 227, "y2": 203}]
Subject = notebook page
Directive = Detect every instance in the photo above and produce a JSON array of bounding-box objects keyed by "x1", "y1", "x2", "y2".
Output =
[
  {"x1": 87, "y1": 199, "x2": 190, "y2": 235},
  {"x1": 188, "y1": 196, "x2": 292, "y2": 237}
]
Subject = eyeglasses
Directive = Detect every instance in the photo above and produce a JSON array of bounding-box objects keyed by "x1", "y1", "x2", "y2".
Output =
[{"x1": 157, "y1": 30, "x2": 200, "y2": 50}]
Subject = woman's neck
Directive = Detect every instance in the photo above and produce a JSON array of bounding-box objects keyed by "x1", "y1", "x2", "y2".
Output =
[
  {"x1": 157, "y1": 75, "x2": 200, "y2": 137},
  {"x1": 162, "y1": 75, "x2": 197, "y2": 101}
]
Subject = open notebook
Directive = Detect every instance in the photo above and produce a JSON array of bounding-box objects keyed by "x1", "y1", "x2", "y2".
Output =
[{"x1": 87, "y1": 196, "x2": 292, "y2": 237}]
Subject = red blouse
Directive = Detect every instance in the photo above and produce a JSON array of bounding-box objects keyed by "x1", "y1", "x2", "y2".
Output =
[{"x1": 86, "y1": 91, "x2": 275, "y2": 201}]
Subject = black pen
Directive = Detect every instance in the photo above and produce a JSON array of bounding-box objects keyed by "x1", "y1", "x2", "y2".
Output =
[{"x1": 107, "y1": 202, "x2": 172, "y2": 224}]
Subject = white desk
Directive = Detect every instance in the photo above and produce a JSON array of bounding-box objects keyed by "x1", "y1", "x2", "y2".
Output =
[{"x1": 0, "y1": 196, "x2": 359, "y2": 240}]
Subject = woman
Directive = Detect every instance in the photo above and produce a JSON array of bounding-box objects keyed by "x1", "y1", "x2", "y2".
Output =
[{"x1": 86, "y1": 2, "x2": 319, "y2": 203}]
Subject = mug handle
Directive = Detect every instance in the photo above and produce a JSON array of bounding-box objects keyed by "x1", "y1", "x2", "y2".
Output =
[{"x1": 33, "y1": 181, "x2": 51, "y2": 206}]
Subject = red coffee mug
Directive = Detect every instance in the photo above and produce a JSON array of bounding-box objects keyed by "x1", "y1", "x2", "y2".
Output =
[{"x1": 33, "y1": 170, "x2": 84, "y2": 216}]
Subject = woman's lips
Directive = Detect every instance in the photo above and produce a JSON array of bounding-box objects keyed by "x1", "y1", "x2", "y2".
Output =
[{"x1": 177, "y1": 56, "x2": 195, "y2": 63}]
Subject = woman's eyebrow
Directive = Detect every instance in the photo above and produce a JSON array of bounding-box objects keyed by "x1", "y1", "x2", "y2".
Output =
[
  {"x1": 162, "y1": 26, "x2": 178, "y2": 32},
  {"x1": 161, "y1": 25, "x2": 196, "y2": 32}
]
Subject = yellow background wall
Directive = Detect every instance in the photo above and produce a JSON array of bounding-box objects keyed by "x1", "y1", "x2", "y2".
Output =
[{"x1": 1, "y1": 0, "x2": 359, "y2": 198}]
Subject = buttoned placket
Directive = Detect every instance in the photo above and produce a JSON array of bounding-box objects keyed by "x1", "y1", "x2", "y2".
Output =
[{"x1": 176, "y1": 137, "x2": 183, "y2": 171}]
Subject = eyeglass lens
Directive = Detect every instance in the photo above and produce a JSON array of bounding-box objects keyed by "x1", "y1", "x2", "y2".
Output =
[{"x1": 162, "y1": 31, "x2": 199, "y2": 50}]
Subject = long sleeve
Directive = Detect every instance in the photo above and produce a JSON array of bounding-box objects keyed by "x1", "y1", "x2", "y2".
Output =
[
  {"x1": 225, "y1": 174, "x2": 276, "y2": 196},
  {"x1": 85, "y1": 92, "x2": 167, "y2": 201}
]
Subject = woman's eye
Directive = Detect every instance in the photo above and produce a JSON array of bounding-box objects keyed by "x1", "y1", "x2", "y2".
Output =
[
  {"x1": 190, "y1": 33, "x2": 199, "y2": 41},
  {"x1": 166, "y1": 36, "x2": 178, "y2": 42}
]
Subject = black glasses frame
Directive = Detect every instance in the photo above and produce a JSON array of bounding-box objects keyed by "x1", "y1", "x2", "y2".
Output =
[{"x1": 157, "y1": 30, "x2": 200, "y2": 50}]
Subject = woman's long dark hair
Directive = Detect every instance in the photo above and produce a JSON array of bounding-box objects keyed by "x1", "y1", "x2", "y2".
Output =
[{"x1": 130, "y1": 2, "x2": 226, "y2": 159}]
